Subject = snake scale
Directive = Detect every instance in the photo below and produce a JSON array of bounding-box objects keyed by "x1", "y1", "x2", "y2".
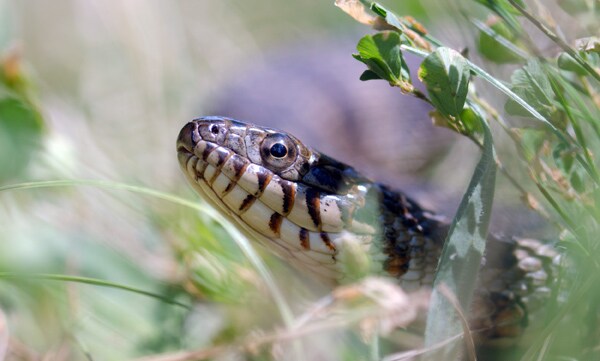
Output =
[{"x1": 177, "y1": 116, "x2": 559, "y2": 344}]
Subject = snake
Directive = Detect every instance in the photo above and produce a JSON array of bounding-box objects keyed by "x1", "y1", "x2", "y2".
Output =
[{"x1": 176, "y1": 116, "x2": 559, "y2": 344}]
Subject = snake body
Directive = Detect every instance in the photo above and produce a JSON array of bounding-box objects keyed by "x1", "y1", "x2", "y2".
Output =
[{"x1": 177, "y1": 116, "x2": 558, "y2": 342}]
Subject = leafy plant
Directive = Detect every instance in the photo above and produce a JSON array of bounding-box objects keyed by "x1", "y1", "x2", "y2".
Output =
[{"x1": 338, "y1": 0, "x2": 600, "y2": 359}]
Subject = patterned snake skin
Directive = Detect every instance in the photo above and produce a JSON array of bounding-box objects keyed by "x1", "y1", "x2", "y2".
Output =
[{"x1": 177, "y1": 116, "x2": 559, "y2": 343}]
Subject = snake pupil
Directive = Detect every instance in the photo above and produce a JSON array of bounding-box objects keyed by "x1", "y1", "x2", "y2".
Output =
[
  {"x1": 210, "y1": 125, "x2": 219, "y2": 134},
  {"x1": 270, "y1": 143, "x2": 287, "y2": 158}
]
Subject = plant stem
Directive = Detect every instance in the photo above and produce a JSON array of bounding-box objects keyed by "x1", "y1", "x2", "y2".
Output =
[{"x1": 507, "y1": 0, "x2": 600, "y2": 84}]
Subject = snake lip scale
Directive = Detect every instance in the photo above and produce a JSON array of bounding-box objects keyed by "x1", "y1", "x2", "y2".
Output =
[{"x1": 177, "y1": 116, "x2": 559, "y2": 343}]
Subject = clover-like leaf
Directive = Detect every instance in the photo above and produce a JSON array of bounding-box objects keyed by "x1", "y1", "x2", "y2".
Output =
[
  {"x1": 418, "y1": 47, "x2": 470, "y2": 118},
  {"x1": 505, "y1": 59, "x2": 557, "y2": 119},
  {"x1": 353, "y1": 31, "x2": 411, "y2": 88}
]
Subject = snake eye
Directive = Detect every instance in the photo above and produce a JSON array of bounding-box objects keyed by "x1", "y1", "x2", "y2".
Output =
[
  {"x1": 210, "y1": 125, "x2": 219, "y2": 134},
  {"x1": 269, "y1": 143, "x2": 288, "y2": 158},
  {"x1": 260, "y1": 133, "x2": 297, "y2": 170}
]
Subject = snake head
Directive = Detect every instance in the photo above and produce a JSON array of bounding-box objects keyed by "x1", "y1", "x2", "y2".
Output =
[
  {"x1": 177, "y1": 116, "x2": 380, "y2": 282},
  {"x1": 177, "y1": 116, "x2": 370, "y2": 196}
]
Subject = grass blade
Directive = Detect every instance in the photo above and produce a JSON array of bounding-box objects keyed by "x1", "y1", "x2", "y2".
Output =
[
  {"x1": 424, "y1": 117, "x2": 496, "y2": 358},
  {"x1": 0, "y1": 179, "x2": 295, "y2": 326},
  {"x1": 0, "y1": 272, "x2": 190, "y2": 309}
]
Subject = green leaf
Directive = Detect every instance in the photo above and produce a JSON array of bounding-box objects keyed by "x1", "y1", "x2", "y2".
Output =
[
  {"x1": 553, "y1": 142, "x2": 575, "y2": 173},
  {"x1": 475, "y1": 0, "x2": 524, "y2": 31},
  {"x1": 424, "y1": 114, "x2": 496, "y2": 357},
  {"x1": 515, "y1": 128, "x2": 546, "y2": 161},
  {"x1": 418, "y1": 47, "x2": 470, "y2": 118},
  {"x1": 557, "y1": 0, "x2": 592, "y2": 15},
  {"x1": 368, "y1": 2, "x2": 442, "y2": 47},
  {"x1": 0, "y1": 88, "x2": 44, "y2": 182},
  {"x1": 353, "y1": 31, "x2": 411, "y2": 87},
  {"x1": 570, "y1": 169, "x2": 586, "y2": 193},
  {"x1": 0, "y1": 50, "x2": 45, "y2": 183},
  {"x1": 403, "y1": 44, "x2": 564, "y2": 138},
  {"x1": 505, "y1": 59, "x2": 557, "y2": 119},
  {"x1": 359, "y1": 69, "x2": 382, "y2": 81},
  {"x1": 475, "y1": 18, "x2": 527, "y2": 64},
  {"x1": 476, "y1": 0, "x2": 525, "y2": 15},
  {"x1": 370, "y1": 2, "x2": 404, "y2": 31},
  {"x1": 557, "y1": 52, "x2": 589, "y2": 76},
  {"x1": 460, "y1": 106, "x2": 484, "y2": 135}
]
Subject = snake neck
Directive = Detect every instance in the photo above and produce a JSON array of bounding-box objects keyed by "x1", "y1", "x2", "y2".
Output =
[{"x1": 346, "y1": 182, "x2": 448, "y2": 288}]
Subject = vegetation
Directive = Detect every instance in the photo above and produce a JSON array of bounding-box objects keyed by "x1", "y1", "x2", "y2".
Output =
[{"x1": 340, "y1": 0, "x2": 600, "y2": 359}]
